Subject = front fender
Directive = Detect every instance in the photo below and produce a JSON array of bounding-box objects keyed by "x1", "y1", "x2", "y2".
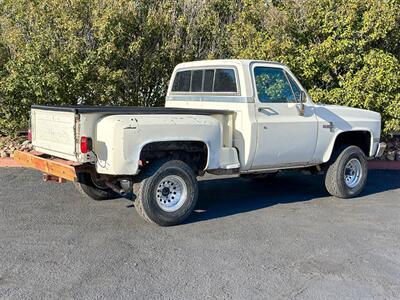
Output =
[
  {"x1": 322, "y1": 129, "x2": 374, "y2": 162},
  {"x1": 314, "y1": 105, "x2": 381, "y2": 163}
]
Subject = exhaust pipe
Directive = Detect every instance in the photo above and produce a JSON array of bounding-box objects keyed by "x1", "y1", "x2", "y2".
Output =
[{"x1": 105, "y1": 182, "x2": 125, "y2": 195}]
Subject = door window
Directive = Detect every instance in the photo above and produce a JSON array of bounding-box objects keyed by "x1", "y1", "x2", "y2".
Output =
[{"x1": 254, "y1": 67, "x2": 296, "y2": 103}]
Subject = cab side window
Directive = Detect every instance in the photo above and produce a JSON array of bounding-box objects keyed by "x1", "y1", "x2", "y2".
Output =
[{"x1": 254, "y1": 67, "x2": 296, "y2": 103}]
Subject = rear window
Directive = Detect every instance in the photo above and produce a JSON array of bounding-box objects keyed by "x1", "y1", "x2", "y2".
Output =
[
  {"x1": 171, "y1": 68, "x2": 237, "y2": 93},
  {"x1": 191, "y1": 70, "x2": 203, "y2": 92},
  {"x1": 172, "y1": 71, "x2": 191, "y2": 92},
  {"x1": 203, "y1": 69, "x2": 214, "y2": 92},
  {"x1": 214, "y1": 69, "x2": 237, "y2": 92}
]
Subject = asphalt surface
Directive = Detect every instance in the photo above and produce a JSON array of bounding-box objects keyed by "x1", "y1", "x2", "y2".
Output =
[{"x1": 0, "y1": 168, "x2": 399, "y2": 299}]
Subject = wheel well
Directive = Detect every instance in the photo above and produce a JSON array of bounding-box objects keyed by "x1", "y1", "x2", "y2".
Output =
[
  {"x1": 139, "y1": 141, "x2": 208, "y2": 173},
  {"x1": 332, "y1": 131, "x2": 371, "y2": 156}
]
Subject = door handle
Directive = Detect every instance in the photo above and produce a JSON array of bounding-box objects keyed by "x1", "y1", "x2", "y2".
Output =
[{"x1": 258, "y1": 107, "x2": 271, "y2": 112}]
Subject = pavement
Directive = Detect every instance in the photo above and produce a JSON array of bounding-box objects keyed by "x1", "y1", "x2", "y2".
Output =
[{"x1": 0, "y1": 168, "x2": 399, "y2": 299}]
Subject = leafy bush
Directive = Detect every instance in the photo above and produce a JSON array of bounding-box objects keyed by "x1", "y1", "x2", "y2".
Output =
[
  {"x1": 0, "y1": 0, "x2": 399, "y2": 135},
  {"x1": 0, "y1": 0, "x2": 238, "y2": 135}
]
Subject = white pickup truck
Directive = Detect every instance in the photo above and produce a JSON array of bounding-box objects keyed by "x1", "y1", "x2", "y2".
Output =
[{"x1": 15, "y1": 59, "x2": 386, "y2": 226}]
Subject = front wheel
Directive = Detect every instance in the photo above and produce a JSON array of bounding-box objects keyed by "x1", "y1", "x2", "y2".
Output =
[
  {"x1": 133, "y1": 159, "x2": 198, "y2": 226},
  {"x1": 325, "y1": 145, "x2": 368, "y2": 198}
]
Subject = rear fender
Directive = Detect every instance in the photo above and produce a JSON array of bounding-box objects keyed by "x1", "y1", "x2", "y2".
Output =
[{"x1": 94, "y1": 114, "x2": 223, "y2": 175}]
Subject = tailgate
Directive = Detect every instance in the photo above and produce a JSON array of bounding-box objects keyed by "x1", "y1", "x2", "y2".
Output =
[{"x1": 31, "y1": 108, "x2": 78, "y2": 161}]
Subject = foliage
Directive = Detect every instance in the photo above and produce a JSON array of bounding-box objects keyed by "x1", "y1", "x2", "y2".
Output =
[
  {"x1": 0, "y1": 0, "x2": 239, "y2": 135},
  {"x1": 0, "y1": 0, "x2": 399, "y2": 135}
]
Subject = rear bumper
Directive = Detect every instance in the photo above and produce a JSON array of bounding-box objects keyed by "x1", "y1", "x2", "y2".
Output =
[
  {"x1": 13, "y1": 151, "x2": 84, "y2": 182},
  {"x1": 375, "y1": 142, "x2": 387, "y2": 158}
]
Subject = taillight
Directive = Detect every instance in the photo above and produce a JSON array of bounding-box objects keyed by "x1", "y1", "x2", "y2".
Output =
[
  {"x1": 27, "y1": 129, "x2": 32, "y2": 142},
  {"x1": 80, "y1": 137, "x2": 93, "y2": 153}
]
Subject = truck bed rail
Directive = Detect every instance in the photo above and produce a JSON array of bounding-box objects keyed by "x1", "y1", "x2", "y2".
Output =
[{"x1": 32, "y1": 105, "x2": 233, "y2": 116}]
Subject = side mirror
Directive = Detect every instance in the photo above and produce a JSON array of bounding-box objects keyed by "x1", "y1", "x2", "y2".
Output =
[{"x1": 298, "y1": 91, "x2": 307, "y2": 116}]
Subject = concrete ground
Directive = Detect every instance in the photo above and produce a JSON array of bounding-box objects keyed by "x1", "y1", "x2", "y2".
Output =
[{"x1": 0, "y1": 168, "x2": 399, "y2": 299}]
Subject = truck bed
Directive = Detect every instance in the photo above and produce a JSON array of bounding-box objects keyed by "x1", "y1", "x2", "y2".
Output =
[
  {"x1": 31, "y1": 105, "x2": 233, "y2": 116},
  {"x1": 31, "y1": 104, "x2": 234, "y2": 162}
]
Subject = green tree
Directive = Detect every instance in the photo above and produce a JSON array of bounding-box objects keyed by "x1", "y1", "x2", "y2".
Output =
[
  {"x1": 0, "y1": 0, "x2": 239, "y2": 135},
  {"x1": 0, "y1": 0, "x2": 399, "y2": 136}
]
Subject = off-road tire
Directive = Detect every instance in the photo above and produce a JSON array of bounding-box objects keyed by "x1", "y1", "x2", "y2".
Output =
[
  {"x1": 325, "y1": 145, "x2": 368, "y2": 198},
  {"x1": 75, "y1": 173, "x2": 117, "y2": 201},
  {"x1": 133, "y1": 159, "x2": 198, "y2": 226}
]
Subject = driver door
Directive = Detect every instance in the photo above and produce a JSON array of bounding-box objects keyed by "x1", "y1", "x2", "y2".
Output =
[{"x1": 251, "y1": 63, "x2": 318, "y2": 170}]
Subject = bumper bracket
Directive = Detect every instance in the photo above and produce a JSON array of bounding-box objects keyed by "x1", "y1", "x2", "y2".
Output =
[{"x1": 13, "y1": 151, "x2": 83, "y2": 182}]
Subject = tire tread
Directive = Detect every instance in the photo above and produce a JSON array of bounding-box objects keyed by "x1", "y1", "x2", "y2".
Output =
[
  {"x1": 133, "y1": 159, "x2": 198, "y2": 226},
  {"x1": 325, "y1": 145, "x2": 367, "y2": 198},
  {"x1": 75, "y1": 173, "x2": 117, "y2": 201}
]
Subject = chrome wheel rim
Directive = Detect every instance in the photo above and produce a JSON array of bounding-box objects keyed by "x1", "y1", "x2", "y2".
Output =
[
  {"x1": 344, "y1": 158, "x2": 362, "y2": 188},
  {"x1": 156, "y1": 175, "x2": 188, "y2": 212}
]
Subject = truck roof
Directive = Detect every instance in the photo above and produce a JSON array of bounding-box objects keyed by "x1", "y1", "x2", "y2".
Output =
[{"x1": 175, "y1": 59, "x2": 287, "y2": 69}]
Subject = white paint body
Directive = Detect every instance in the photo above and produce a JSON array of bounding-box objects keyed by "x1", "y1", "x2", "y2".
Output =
[{"x1": 31, "y1": 59, "x2": 382, "y2": 176}]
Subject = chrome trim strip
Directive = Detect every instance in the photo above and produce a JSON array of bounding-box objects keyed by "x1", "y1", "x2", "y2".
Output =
[{"x1": 166, "y1": 95, "x2": 253, "y2": 103}]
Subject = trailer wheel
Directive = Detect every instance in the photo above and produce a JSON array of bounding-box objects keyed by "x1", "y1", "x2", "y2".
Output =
[
  {"x1": 325, "y1": 145, "x2": 368, "y2": 198},
  {"x1": 75, "y1": 173, "x2": 117, "y2": 201},
  {"x1": 133, "y1": 159, "x2": 198, "y2": 226}
]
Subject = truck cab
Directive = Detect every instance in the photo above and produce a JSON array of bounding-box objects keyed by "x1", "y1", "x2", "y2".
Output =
[{"x1": 166, "y1": 59, "x2": 382, "y2": 172}]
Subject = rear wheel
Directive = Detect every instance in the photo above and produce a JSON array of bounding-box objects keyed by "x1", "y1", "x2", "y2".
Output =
[
  {"x1": 325, "y1": 145, "x2": 368, "y2": 198},
  {"x1": 75, "y1": 173, "x2": 117, "y2": 200},
  {"x1": 133, "y1": 159, "x2": 198, "y2": 226}
]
